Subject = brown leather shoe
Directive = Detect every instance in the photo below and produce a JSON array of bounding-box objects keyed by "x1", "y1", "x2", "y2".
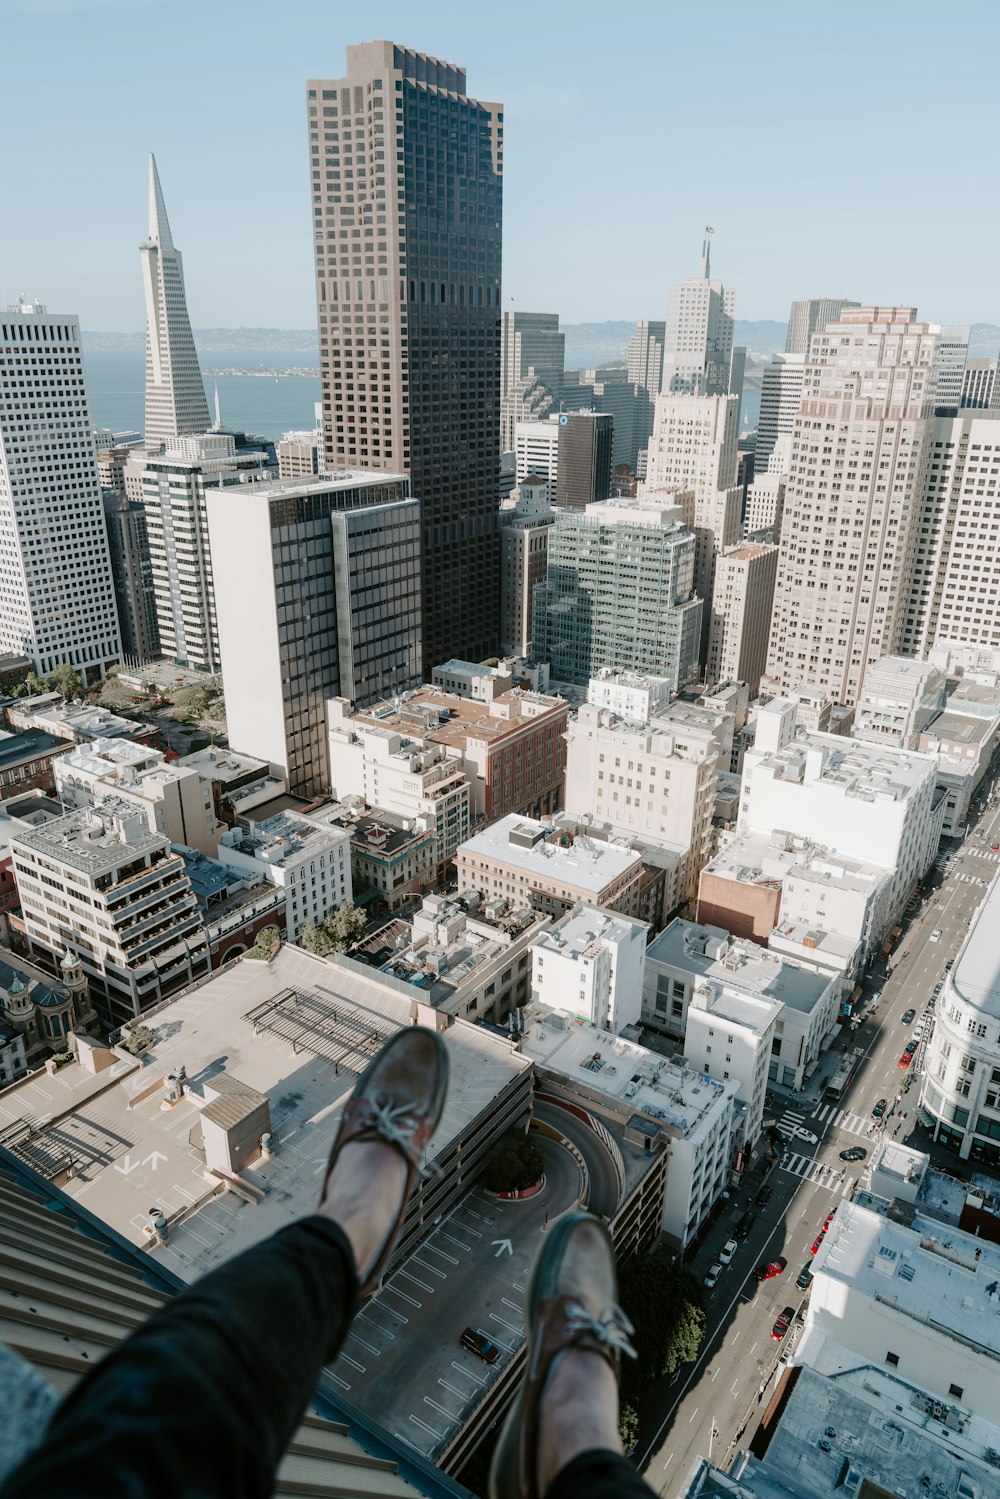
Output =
[
  {"x1": 320, "y1": 1025, "x2": 448, "y2": 1296},
  {"x1": 489, "y1": 1212, "x2": 635, "y2": 1499}
]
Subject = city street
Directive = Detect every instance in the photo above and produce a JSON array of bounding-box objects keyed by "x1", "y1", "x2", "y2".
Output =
[{"x1": 636, "y1": 780, "x2": 1000, "y2": 1495}]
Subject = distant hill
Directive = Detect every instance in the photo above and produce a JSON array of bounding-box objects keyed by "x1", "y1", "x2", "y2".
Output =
[{"x1": 83, "y1": 319, "x2": 1000, "y2": 365}]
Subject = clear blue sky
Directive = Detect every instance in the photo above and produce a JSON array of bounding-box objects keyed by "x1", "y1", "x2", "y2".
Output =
[{"x1": 0, "y1": 0, "x2": 996, "y2": 332}]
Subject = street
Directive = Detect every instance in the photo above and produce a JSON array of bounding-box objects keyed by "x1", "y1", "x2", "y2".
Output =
[{"x1": 636, "y1": 782, "x2": 1000, "y2": 1495}]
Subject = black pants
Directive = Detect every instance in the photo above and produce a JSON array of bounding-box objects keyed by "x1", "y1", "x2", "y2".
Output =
[{"x1": 1, "y1": 1216, "x2": 656, "y2": 1499}]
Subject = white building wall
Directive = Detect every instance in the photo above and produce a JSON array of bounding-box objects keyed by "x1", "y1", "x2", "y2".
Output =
[
  {"x1": 514, "y1": 420, "x2": 560, "y2": 501},
  {"x1": 684, "y1": 987, "x2": 775, "y2": 1147}
]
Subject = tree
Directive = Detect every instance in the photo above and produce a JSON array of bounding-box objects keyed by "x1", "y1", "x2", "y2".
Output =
[
  {"x1": 246, "y1": 925, "x2": 282, "y2": 961},
  {"x1": 122, "y1": 1024, "x2": 155, "y2": 1055},
  {"x1": 616, "y1": 1256, "x2": 706, "y2": 1409},
  {"x1": 49, "y1": 662, "x2": 83, "y2": 700},
  {"x1": 618, "y1": 1401, "x2": 639, "y2": 1454},
  {"x1": 25, "y1": 672, "x2": 48, "y2": 697},
  {"x1": 481, "y1": 1127, "x2": 545, "y2": 1193},
  {"x1": 323, "y1": 901, "x2": 368, "y2": 953},
  {"x1": 299, "y1": 920, "x2": 335, "y2": 957}
]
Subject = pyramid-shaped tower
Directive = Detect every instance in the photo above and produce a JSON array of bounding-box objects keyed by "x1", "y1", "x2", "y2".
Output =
[{"x1": 139, "y1": 154, "x2": 210, "y2": 443}]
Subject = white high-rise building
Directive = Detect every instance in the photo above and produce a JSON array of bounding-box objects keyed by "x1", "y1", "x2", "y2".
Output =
[
  {"x1": 514, "y1": 417, "x2": 561, "y2": 501},
  {"x1": 0, "y1": 299, "x2": 121, "y2": 683},
  {"x1": 644, "y1": 393, "x2": 743, "y2": 661},
  {"x1": 927, "y1": 323, "x2": 970, "y2": 409},
  {"x1": 764, "y1": 307, "x2": 940, "y2": 706},
  {"x1": 499, "y1": 478, "x2": 555, "y2": 657},
  {"x1": 901, "y1": 413, "x2": 1000, "y2": 658},
  {"x1": 140, "y1": 154, "x2": 210, "y2": 444},
  {"x1": 661, "y1": 233, "x2": 736, "y2": 398},
  {"x1": 627, "y1": 320, "x2": 666, "y2": 394},
  {"x1": 754, "y1": 352, "x2": 805, "y2": 475},
  {"x1": 707, "y1": 541, "x2": 779, "y2": 695}
]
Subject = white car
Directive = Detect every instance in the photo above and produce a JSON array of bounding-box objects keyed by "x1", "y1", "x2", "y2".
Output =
[
  {"x1": 930, "y1": 930, "x2": 941, "y2": 943},
  {"x1": 704, "y1": 1262, "x2": 722, "y2": 1289},
  {"x1": 719, "y1": 1238, "x2": 738, "y2": 1265},
  {"x1": 790, "y1": 1126, "x2": 819, "y2": 1145}
]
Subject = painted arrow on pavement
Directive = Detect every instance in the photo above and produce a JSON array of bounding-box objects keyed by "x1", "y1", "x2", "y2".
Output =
[
  {"x1": 143, "y1": 1151, "x2": 168, "y2": 1170},
  {"x1": 492, "y1": 1238, "x2": 513, "y2": 1257}
]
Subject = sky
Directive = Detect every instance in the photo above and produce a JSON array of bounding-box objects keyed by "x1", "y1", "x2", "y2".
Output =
[{"x1": 0, "y1": 0, "x2": 997, "y2": 333}]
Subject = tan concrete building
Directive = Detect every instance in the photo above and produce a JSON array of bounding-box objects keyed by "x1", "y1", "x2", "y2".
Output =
[
  {"x1": 764, "y1": 307, "x2": 940, "y2": 706},
  {"x1": 499, "y1": 478, "x2": 555, "y2": 657},
  {"x1": 707, "y1": 541, "x2": 779, "y2": 695},
  {"x1": 53, "y1": 738, "x2": 221, "y2": 857},
  {"x1": 456, "y1": 814, "x2": 647, "y2": 922}
]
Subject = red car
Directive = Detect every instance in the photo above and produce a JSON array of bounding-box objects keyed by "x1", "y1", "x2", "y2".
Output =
[
  {"x1": 823, "y1": 1209, "x2": 836, "y2": 1228},
  {"x1": 753, "y1": 1260, "x2": 785, "y2": 1282},
  {"x1": 810, "y1": 1233, "x2": 825, "y2": 1255},
  {"x1": 771, "y1": 1307, "x2": 794, "y2": 1340},
  {"x1": 898, "y1": 1051, "x2": 914, "y2": 1068},
  {"x1": 992, "y1": 843, "x2": 998, "y2": 852}
]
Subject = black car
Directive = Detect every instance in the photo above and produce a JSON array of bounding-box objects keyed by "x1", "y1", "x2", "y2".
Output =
[
  {"x1": 840, "y1": 1145, "x2": 867, "y2": 1162},
  {"x1": 872, "y1": 1098, "x2": 887, "y2": 1118},
  {"x1": 945, "y1": 959, "x2": 954, "y2": 970},
  {"x1": 460, "y1": 1327, "x2": 500, "y2": 1364},
  {"x1": 753, "y1": 1184, "x2": 772, "y2": 1207},
  {"x1": 796, "y1": 1262, "x2": 813, "y2": 1290},
  {"x1": 901, "y1": 1009, "x2": 915, "y2": 1025},
  {"x1": 735, "y1": 1210, "x2": 756, "y2": 1241}
]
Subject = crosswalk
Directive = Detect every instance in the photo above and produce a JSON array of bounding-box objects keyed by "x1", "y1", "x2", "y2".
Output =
[
  {"x1": 779, "y1": 1152, "x2": 857, "y2": 1196},
  {"x1": 813, "y1": 1103, "x2": 871, "y2": 1136}
]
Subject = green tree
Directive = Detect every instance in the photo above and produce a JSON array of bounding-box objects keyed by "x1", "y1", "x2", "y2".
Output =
[
  {"x1": 122, "y1": 1024, "x2": 155, "y2": 1055},
  {"x1": 323, "y1": 901, "x2": 368, "y2": 952},
  {"x1": 618, "y1": 1401, "x2": 640, "y2": 1454},
  {"x1": 25, "y1": 671, "x2": 48, "y2": 697},
  {"x1": 49, "y1": 662, "x2": 83, "y2": 700},
  {"x1": 617, "y1": 1257, "x2": 705, "y2": 1408},
  {"x1": 481, "y1": 1127, "x2": 545, "y2": 1193},
  {"x1": 246, "y1": 925, "x2": 282, "y2": 961},
  {"x1": 299, "y1": 920, "x2": 335, "y2": 957}
]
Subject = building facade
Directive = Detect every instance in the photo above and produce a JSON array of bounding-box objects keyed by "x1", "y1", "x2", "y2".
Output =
[
  {"x1": 662, "y1": 236, "x2": 736, "y2": 398},
  {"x1": 498, "y1": 479, "x2": 555, "y2": 657},
  {"x1": 0, "y1": 301, "x2": 121, "y2": 683},
  {"x1": 11, "y1": 799, "x2": 210, "y2": 1025},
  {"x1": 514, "y1": 417, "x2": 561, "y2": 502},
  {"x1": 532, "y1": 499, "x2": 702, "y2": 689},
  {"x1": 102, "y1": 492, "x2": 159, "y2": 665},
  {"x1": 530, "y1": 904, "x2": 649, "y2": 1033},
  {"x1": 140, "y1": 155, "x2": 210, "y2": 444},
  {"x1": 501, "y1": 311, "x2": 564, "y2": 449},
  {"x1": 217, "y1": 811, "x2": 351, "y2": 942},
  {"x1": 53, "y1": 737, "x2": 220, "y2": 857},
  {"x1": 785, "y1": 297, "x2": 860, "y2": 355},
  {"x1": 456, "y1": 814, "x2": 647, "y2": 922},
  {"x1": 308, "y1": 42, "x2": 503, "y2": 666},
  {"x1": 853, "y1": 655, "x2": 948, "y2": 747},
  {"x1": 706, "y1": 542, "x2": 779, "y2": 696},
  {"x1": 207, "y1": 471, "x2": 422, "y2": 794}
]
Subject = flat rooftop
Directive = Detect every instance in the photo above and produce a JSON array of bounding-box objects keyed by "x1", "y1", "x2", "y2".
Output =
[
  {"x1": 646, "y1": 920, "x2": 831, "y2": 1015},
  {"x1": 951, "y1": 868, "x2": 1000, "y2": 1018},
  {"x1": 705, "y1": 828, "x2": 887, "y2": 892},
  {"x1": 571, "y1": 702, "x2": 717, "y2": 757},
  {"x1": 58, "y1": 737, "x2": 156, "y2": 775},
  {"x1": 0, "y1": 728, "x2": 70, "y2": 767},
  {"x1": 178, "y1": 747, "x2": 270, "y2": 784},
  {"x1": 533, "y1": 905, "x2": 647, "y2": 961},
  {"x1": 226, "y1": 810, "x2": 349, "y2": 866},
  {"x1": 459, "y1": 815, "x2": 642, "y2": 894},
  {"x1": 752, "y1": 728, "x2": 936, "y2": 801},
  {"x1": 923, "y1": 709, "x2": 992, "y2": 746},
  {"x1": 9, "y1": 798, "x2": 166, "y2": 874},
  {"x1": 0, "y1": 944, "x2": 530, "y2": 1281},
  {"x1": 814, "y1": 1197, "x2": 1000, "y2": 1359},
  {"x1": 352, "y1": 685, "x2": 566, "y2": 753},
  {"x1": 520, "y1": 1009, "x2": 736, "y2": 1140},
  {"x1": 760, "y1": 1362, "x2": 1000, "y2": 1499}
]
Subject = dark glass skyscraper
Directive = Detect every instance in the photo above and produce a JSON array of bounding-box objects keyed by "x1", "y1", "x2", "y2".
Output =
[{"x1": 308, "y1": 42, "x2": 503, "y2": 667}]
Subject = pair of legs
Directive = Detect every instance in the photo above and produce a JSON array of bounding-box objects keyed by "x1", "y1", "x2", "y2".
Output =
[{"x1": 1, "y1": 1030, "x2": 654, "y2": 1499}]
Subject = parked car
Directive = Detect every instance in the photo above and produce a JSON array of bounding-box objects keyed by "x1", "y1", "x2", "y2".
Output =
[
  {"x1": 840, "y1": 1146, "x2": 867, "y2": 1162},
  {"x1": 872, "y1": 1098, "x2": 887, "y2": 1118},
  {"x1": 901, "y1": 1009, "x2": 915, "y2": 1025},
  {"x1": 945, "y1": 959, "x2": 954, "y2": 970},
  {"x1": 704, "y1": 1262, "x2": 722, "y2": 1289},
  {"x1": 461, "y1": 1327, "x2": 500, "y2": 1364},
  {"x1": 796, "y1": 1262, "x2": 813, "y2": 1290},
  {"x1": 753, "y1": 1260, "x2": 785, "y2": 1282},
  {"x1": 992, "y1": 843, "x2": 999, "y2": 852},
  {"x1": 898, "y1": 1051, "x2": 914, "y2": 1068},
  {"x1": 753, "y1": 1184, "x2": 773, "y2": 1206},
  {"x1": 719, "y1": 1238, "x2": 738, "y2": 1265},
  {"x1": 736, "y1": 1211, "x2": 756, "y2": 1241},
  {"x1": 771, "y1": 1307, "x2": 794, "y2": 1341}
]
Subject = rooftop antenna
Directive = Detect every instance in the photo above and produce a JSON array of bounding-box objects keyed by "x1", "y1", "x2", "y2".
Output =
[{"x1": 700, "y1": 226, "x2": 715, "y2": 279}]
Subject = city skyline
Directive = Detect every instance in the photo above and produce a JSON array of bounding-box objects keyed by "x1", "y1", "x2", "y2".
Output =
[{"x1": 1, "y1": 0, "x2": 998, "y2": 332}]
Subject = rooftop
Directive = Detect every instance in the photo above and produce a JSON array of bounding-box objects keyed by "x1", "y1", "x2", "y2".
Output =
[
  {"x1": 758, "y1": 1362, "x2": 1000, "y2": 1499},
  {"x1": 177, "y1": 746, "x2": 270, "y2": 784},
  {"x1": 751, "y1": 723, "x2": 936, "y2": 802},
  {"x1": 459, "y1": 814, "x2": 642, "y2": 895},
  {"x1": 350, "y1": 684, "x2": 567, "y2": 753},
  {"x1": 922, "y1": 710, "x2": 992, "y2": 747},
  {"x1": 707, "y1": 828, "x2": 890, "y2": 893},
  {"x1": 0, "y1": 728, "x2": 70, "y2": 768},
  {"x1": 533, "y1": 905, "x2": 648, "y2": 962},
  {"x1": 222, "y1": 810, "x2": 349, "y2": 868},
  {"x1": 646, "y1": 920, "x2": 832, "y2": 1015},
  {"x1": 0, "y1": 944, "x2": 530, "y2": 1278},
  {"x1": 570, "y1": 702, "x2": 718, "y2": 759},
  {"x1": 10, "y1": 696, "x2": 150, "y2": 741},
  {"x1": 813, "y1": 1196, "x2": 1000, "y2": 1360},
  {"x1": 9, "y1": 799, "x2": 167, "y2": 875},
  {"x1": 520, "y1": 1009, "x2": 737, "y2": 1141},
  {"x1": 56, "y1": 736, "x2": 156, "y2": 776}
]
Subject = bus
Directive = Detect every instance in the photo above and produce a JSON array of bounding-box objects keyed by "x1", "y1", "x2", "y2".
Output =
[{"x1": 825, "y1": 1058, "x2": 854, "y2": 1101}]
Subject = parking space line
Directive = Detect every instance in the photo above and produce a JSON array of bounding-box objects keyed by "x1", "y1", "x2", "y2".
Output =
[
  {"x1": 397, "y1": 1268, "x2": 434, "y2": 1292},
  {"x1": 452, "y1": 1360, "x2": 486, "y2": 1387},
  {"x1": 327, "y1": 1371, "x2": 351, "y2": 1390},
  {"x1": 488, "y1": 1311, "x2": 521, "y2": 1334},
  {"x1": 346, "y1": 1331, "x2": 381, "y2": 1356},
  {"x1": 501, "y1": 1297, "x2": 523, "y2": 1315},
  {"x1": 439, "y1": 1379, "x2": 469, "y2": 1398},
  {"x1": 423, "y1": 1242, "x2": 460, "y2": 1265},
  {"x1": 438, "y1": 1230, "x2": 475, "y2": 1250},
  {"x1": 409, "y1": 1414, "x2": 445, "y2": 1439},
  {"x1": 361, "y1": 1303, "x2": 406, "y2": 1326},
  {"x1": 425, "y1": 1397, "x2": 460, "y2": 1424},
  {"x1": 337, "y1": 1351, "x2": 365, "y2": 1373},
  {"x1": 383, "y1": 1283, "x2": 421, "y2": 1308},
  {"x1": 485, "y1": 1329, "x2": 516, "y2": 1352},
  {"x1": 411, "y1": 1255, "x2": 447, "y2": 1279}
]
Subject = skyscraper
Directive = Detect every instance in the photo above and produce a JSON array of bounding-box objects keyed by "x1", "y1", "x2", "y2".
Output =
[
  {"x1": 102, "y1": 492, "x2": 159, "y2": 665},
  {"x1": 662, "y1": 233, "x2": 735, "y2": 397},
  {"x1": 785, "y1": 298, "x2": 860, "y2": 355},
  {"x1": 556, "y1": 412, "x2": 614, "y2": 506},
  {"x1": 139, "y1": 155, "x2": 210, "y2": 444},
  {"x1": 707, "y1": 542, "x2": 779, "y2": 695},
  {"x1": 0, "y1": 299, "x2": 120, "y2": 683},
  {"x1": 501, "y1": 311, "x2": 564, "y2": 448},
  {"x1": 627, "y1": 320, "x2": 666, "y2": 395},
  {"x1": 308, "y1": 42, "x2": 503, "y2": 667},
  {"x1": 764, "y1": 307, "x2": 939, "y2": 706},
  {"x1": 754, "y1": 353, "x2": 806, "y2": 475},
  {"x1": 532, "y1": 498, "x2": 702, "y2": 689}
]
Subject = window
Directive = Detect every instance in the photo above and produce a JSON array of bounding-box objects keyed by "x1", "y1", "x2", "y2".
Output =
[{"x1": 885, "y1": 1352, "x2": 899, "y2": 1367}]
